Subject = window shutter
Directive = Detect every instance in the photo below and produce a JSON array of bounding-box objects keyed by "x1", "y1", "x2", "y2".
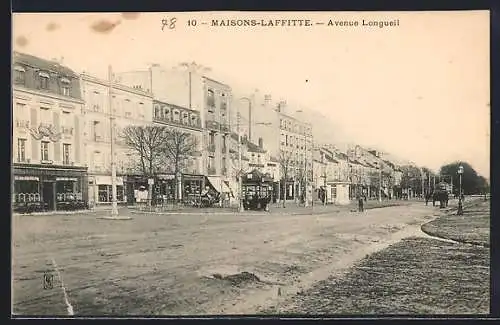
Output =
[{"x1": 74, "y1": 116, "x2": 80, "y2": 162}]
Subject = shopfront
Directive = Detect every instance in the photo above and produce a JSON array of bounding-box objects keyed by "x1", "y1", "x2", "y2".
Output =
[
  {"x1": 13, "y1": 163, "x2": 88, "y2": 212},
  {"x1": 88, "y1": 175, "x2": 125, "y2": 205},
  {"x1": 182, "y1": 174, "x2": 205, "y2": 204}
]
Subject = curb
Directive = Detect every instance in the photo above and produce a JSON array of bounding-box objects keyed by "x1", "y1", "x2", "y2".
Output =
[{"x1": 13, "y1": 210, "x2": 98, "y2": 216}]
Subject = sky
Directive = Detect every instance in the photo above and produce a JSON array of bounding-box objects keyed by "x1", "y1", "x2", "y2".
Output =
[{"x1": 12, "y1": 11, "x2": 490, "y2": 177}]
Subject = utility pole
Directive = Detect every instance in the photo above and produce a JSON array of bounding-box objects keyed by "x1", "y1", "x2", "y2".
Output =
[
  {"x1": 304, "y1": 125, "x2": 309, "y2": 207},
  {"x1": 100, "y1": 65, "x2": 130, "y2": 220},
  {"x1": 378, "y1": 163, "x2": 382, "y2": 202}
]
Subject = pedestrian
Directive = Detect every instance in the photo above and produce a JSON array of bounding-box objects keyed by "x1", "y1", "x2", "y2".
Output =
[{"x1": 357, "y1": 193, "x2": 364, "y2": 212}]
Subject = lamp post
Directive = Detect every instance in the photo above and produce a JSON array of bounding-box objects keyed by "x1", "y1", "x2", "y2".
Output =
[
  {"x1": 238, "y1": 98, "x2": 252, "y2": 213},
  {"x1": 457, "y1": 165, "x2": 464, "y2": 215}
]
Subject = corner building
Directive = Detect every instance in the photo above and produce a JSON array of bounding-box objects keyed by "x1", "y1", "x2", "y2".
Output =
[{"x1": 12, "y1": 52, "x2": 87, "y2": 212}]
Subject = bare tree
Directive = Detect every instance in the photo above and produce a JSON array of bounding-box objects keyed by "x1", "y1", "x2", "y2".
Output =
[
  {"x1": 121, "y1": 125, "x2": 169, "y2": 177},
  {"x1": 162, "y1": 128, "x2": 200, "y2": 202},
  {"x1": 121, "y1": 125, "x2": 169, "y2": 205},
  {"x1": 278, "y1": 149, "x2": 296, "y2": 208}
]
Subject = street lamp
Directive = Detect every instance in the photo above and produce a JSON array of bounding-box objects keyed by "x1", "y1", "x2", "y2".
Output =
[
  {"x1": 237, "y1": 97, "x2": 252, "y2": 213},
  {"x1": 457, "y1": 165, "x2": 464, "y2": 215}
]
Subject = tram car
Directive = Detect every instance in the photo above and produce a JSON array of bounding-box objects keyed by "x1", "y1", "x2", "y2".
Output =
[{"x1": 242, "y1": 169, "x2": 274, "y2": 211}]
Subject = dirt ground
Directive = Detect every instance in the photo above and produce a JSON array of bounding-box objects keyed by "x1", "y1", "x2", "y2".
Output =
[
  {"x1": 12, "y1": 202, "x2": 445, "y2": 316},
  {"x1": 273, "y1": 199, "x2": 490, "y2": 315}
]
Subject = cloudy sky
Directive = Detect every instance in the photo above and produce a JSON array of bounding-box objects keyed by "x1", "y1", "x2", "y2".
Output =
[{"x1": 12, "y1": 11, "x2": 490, "y2": 177}]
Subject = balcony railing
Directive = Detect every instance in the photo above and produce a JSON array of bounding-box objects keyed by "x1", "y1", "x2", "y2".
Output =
[
  {"x1": 15, "y1": 119, "x2": 30, "y2": 128},
  {"x1": 205, "y1": 120, "x2": 219, "y2": 131},
  {"x1": 62, "y1": 126, "x2": 74, "y2": 136},
  {"x1": 208, "y1": 167, "x2": 217, "y2": 175},
  {"x1": 221, "y1": 167, "x2": 227, "y2": 175},
  {"x1": 208, "y1": 144, "x2": 216, "y2": 152},
  {"x1": 63, "y1": 160, "x2": 74, "y2": 166},
  {"x1": 220, "y1": 123, "x2": 230, "y2": 133}
]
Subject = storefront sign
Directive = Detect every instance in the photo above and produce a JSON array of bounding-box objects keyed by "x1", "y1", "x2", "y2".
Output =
[
  {"x1": 95, "y1": 176, "x2": 124, "y2": 185},
  {"x1": 158, "y1": 174, "x2": 175, "y2": 180},
  {"x1": 56, "y1": 177, "x2": 78, "y2": 181},
  {"x1": 14, "y1": 175, "x2": 39, "y2": 181}
]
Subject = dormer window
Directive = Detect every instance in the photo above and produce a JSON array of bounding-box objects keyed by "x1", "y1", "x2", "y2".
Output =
[
  {"x1": 190, "y1": 114, "x2": 197, "y2": 126},
  {"x1": 173, "y1": 109, "x2": 180, "y2": 122},
  {"x1": 61, "y1": 77, "x2": 71, "y2": 96},
  {"x1": 14, "y1": 66, "x2": 25, "y2": 84},
  {"x1": 164, "y1": 107, "x2": 171, "y2": 121},
  {"x1": 39, "y1": 71, "x2": 50, "y2": 89}
]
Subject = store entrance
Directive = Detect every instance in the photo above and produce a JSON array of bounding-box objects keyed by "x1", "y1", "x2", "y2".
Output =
[{"x1": 42, "y1": 182, "x2": 55, "y2": 211}]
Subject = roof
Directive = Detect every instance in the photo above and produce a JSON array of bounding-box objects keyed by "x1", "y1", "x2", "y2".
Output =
[
  {"x1": 230, "y1": 133, "x2": 266, "y2": 153},
  {"x1": 13, "y1": 51, "x2": 79, "y2": 78},
  {"x1": 335, "y1": 152, "x2": 349, "y2": 161}
]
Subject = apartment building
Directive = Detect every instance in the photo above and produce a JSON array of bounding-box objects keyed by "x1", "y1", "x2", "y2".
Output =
[
  {"x1": 115, "y1": 64, "x2": 233, "y2": 197},
  {"x1": 12, "y1": 52, "x2": 87, "y2": 211},
  {"x1": 80, "y1": 73, "x2": 154, "y2": 206},
  {"x1": 245, "y1": 95, "x2": 314, "y2": 202},
  {"x1": 152, "y1": 99, "x2": 204, "y2": 202}
]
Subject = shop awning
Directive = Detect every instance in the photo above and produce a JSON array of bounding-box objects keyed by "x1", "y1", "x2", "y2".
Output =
[
  {"x1": 94, "y1": 176, "x2": 124, "y2": 186},
  {"x1": 206, "y1": 176, "x2": 231, "y2": 193}
]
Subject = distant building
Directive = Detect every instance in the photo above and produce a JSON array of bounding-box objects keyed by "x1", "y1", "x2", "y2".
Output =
[
  {"x1": 246, "y1": 95, "x2": 314, "y2": 202},
  {"x1": 12, "y1": 52, "x2": 87, "y2": 212}
]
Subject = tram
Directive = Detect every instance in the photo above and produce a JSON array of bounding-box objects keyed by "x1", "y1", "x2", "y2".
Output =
[{"x1": 242, "y1": 169, "x2": 274, "y2": 211}]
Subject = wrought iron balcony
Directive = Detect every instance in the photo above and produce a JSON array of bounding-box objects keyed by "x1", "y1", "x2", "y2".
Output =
[{"x1": 208, "y1": 167, "x2": 217, "y2": 175}]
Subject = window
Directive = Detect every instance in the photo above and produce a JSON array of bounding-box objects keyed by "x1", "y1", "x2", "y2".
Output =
[
  {"x1": 39, "y1": 72, "x2": 49, "y2": 89},
  {"x1": 17, "y1": 139, "x2": 26, "y2": 162},
  {"x1": 124, "y1": 99, "x2": 132, "y2": 118},
  {"x1": 208, "y1": 156, "x2": 216, "y2": 174},
  {"x1": 207, "y1": 89, "x2": 215, "y2": 108},
  {"x1": 154, "y1": 105, "x2": 160, "y2": 118},
  {"x1": 221, "y1": 93, "x2": 227, "y2": 110},
  {"x1": 92, "y1": 91, "x2": 101, "y2": 111},
  {"x1": 222, "y1": 157, "x2": 227, "y2": 174},
  {"x1": 93, "y1": 121, "x2": 102, "y2": 141},
  {"x1": 14, "y1": 66, "x2": 25, "y2": 84},
  {"x1": 93, "y1": 151, "x2": 104, "y2": 169},
  {"x1": 98, "y1": 185, "x2": 124, "y2": 202},
  {"x1": 61, "y1": 78, "x2": 71, "y2": 96},
  {"x1": 191, "y1": 114, "x2": 198, "y2": 126},
  {"x1": 41, "y1": 141, "x2": 49, "y2": 161},
  {"x1": 40, "y1": 107, "x2": 52, "y2": 125},
  {"x1": 173, "y1": 110, "x2": 180, "y2": 122},
  {"x1": 183, "y1": 112, "x2": 189, "y2": 125},
  {"x1": 164, "y1": 107, "x2": 171, "y2": 121},
  {"x1": 222, "y1": 135, "x2": 227, "y2": 152},
  {"x1": 138, "y1": 102, "x2": 145, "y2": 119},
  {"x1": 63, "y1": 144, "x2": 71, "y2": 165}
]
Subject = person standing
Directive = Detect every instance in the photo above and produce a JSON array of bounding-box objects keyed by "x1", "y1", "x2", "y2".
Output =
[{"x1": 357, "y1": 193, "x2": 364, "y2": 212}]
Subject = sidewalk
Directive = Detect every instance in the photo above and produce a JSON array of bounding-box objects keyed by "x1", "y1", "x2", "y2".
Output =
[{"x1": 128, "y1": 199, "x2": 408, "y2": 216}]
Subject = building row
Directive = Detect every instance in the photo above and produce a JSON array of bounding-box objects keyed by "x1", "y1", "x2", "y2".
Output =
[{"x1": 11, "y1": 51, "x2": 405, "y2": 211}]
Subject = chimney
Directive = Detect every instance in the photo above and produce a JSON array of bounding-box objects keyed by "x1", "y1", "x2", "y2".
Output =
[
  {"x1": 264, "y1": 94, "x2": 272, "y2": 108},
  {"x1": 258, "y1": 137, "x2": 263, "y2": 149}
]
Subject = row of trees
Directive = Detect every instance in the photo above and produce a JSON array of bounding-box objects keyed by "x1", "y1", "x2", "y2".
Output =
[
  {"x1": 120, "y1": 125, "x2": 199, "y2": 203},
  {"x1": 399, "y1": 162, "x2": 489, "y2": 196}
]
